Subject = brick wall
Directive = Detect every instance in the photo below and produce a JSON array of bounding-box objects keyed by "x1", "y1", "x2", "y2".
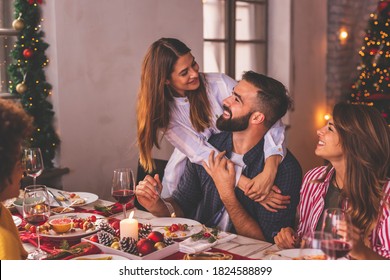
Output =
[{"x1": 327, "y1": 0, "x2": 378, "y2": 112}]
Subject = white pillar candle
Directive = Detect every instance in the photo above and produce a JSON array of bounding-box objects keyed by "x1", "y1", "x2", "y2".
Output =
[{"x1": 119, "y1": 210, "x2": 138, "y2": 240}]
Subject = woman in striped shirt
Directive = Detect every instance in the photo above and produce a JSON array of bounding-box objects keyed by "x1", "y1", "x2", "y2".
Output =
[{"x1": 274, "y1": 103, "x2": 390, "y2": 259}]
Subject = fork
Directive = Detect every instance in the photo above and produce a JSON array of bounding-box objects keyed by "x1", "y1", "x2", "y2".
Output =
[{"x1": 155, "y1": 187, "x2": 176, "y2": 218}]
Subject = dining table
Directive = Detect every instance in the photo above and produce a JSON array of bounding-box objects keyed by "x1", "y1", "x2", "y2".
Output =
[{"x1": 17, "y1": 187, "x2": 278, "y2": 260}]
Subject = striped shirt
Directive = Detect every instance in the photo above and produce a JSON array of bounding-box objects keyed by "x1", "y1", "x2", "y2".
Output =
[
  {"x1": 161, "y1": 72, "x2": 286, "y2": 197},
  {"x1": 296, "y1": 166, "x2": 390, "y2": 259}
]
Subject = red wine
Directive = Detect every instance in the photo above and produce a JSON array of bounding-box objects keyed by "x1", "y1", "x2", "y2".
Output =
[
  {"x1": 25, "y1": 214, "x2": 49, "y2": 226},
  {"x1": 322, "y1": 240, "x2": 352, "y2": 259},
  {"x1": 112, "y1": 189, "x2": 134, "y2": 204}
]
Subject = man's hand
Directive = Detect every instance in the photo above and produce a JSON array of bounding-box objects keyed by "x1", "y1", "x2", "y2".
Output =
[
  {"x1": 135, "y1": 174, "x2": 163, "y2": 211},
  {"x1": 258, "y1": 185, "x2": 290, "y2": 212},
  {"x1": 273, "y1": 227, "x2": 297, "y2": 249},
  {"x1": 202, "y1": 150, "x2": 236, "y2": 201}
]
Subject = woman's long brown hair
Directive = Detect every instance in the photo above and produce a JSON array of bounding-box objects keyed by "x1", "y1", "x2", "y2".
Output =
[
  {"x1": 137, "y1": 38, "x2": 211, "y2": 172},
  {"x1": 333, "y1": 103, "x2": 390, "y2": 239}
]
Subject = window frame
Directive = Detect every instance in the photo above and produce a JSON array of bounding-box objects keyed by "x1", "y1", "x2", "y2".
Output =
[
  {"x1": 0, "y1": 0, "x2": 17, "y2": 97},
  {"x1": 203, "y1": 0, "x2": 268, "y2": 78}
]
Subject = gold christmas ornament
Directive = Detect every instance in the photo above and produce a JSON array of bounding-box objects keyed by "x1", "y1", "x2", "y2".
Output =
[
  {"x1": 12, "y1": 18, "x2": 25, "y2": 31},
  {"x1": 16, "y1": 82, "x2": 27, "y2": 94},
  {"x1": 154, "y1": 242, "x2": 166, "y2": 250}
]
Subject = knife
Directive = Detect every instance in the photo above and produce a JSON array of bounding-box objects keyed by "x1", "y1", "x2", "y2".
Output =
[
  {"x1": 48, "y1": 190, "x2": 62, "y2": 206},
  {"x1": 57, "y1": 191, "x2": 70, "y2": 202}
]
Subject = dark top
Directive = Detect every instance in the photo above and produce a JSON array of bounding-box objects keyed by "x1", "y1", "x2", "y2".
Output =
[{"x1": 171, "y1": 131, "x2": 302, "y2": 242}]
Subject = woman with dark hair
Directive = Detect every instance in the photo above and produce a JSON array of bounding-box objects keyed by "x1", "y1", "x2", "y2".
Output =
[
  {"x1": 274, "y1": 103, "x2": 390, "y2": 259},
  {"x1": 0, "y1": 99, "x2": 33, "y2": 259},
  {"x1": 137, "y1": 38, "x2": 287, "y2": 205}
]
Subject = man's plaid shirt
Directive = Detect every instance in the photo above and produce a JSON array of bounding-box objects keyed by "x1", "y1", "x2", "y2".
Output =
[{"x1": 172, "y1": 131, "x2": 302, "y2": 242}]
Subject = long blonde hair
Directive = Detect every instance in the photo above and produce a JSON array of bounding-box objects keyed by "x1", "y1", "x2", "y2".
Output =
[
  {"x1": 333, "y1": 103, "x2": 390, "y2": 239},
  {"x1": 137, "y1": 38, "x2": 212, "y2": 172}
]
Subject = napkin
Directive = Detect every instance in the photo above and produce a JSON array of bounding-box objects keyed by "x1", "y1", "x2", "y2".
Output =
[
  {"x1": 179, "y1": 232, "x2": 237, "y2": 254},
  {"x1": 46, "y1": 242, "x2": 102, "y2": 260},
  {"x1": 74, "y1": 201, "x2": 134, "y2": 217},
  {"x1": 20, "y1": 231, "x2": 81, "y2": 253}
]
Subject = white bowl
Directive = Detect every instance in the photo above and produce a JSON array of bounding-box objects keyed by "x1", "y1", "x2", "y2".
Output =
[{"x1": 12, "y1": 198, "x2": 23, "y2": 215}]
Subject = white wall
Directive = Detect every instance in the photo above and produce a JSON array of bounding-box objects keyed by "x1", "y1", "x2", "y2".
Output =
[
  {"x1": 288, "y1": 0, "x2": 328, "y2": 173},
  {"x1": 268, "y1": 0, "x2": 292, "y2": 126},
  {"x1": 43, "y1": 0, "x2": 203, "y2": 200}
]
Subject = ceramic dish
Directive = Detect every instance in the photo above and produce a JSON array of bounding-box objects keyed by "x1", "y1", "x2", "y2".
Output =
[
  {"x1": 149, "y1": 217, "x2": 202, "y2": 239},
  {"x1": 266, "y1": 248, "x2": 326, "y2": 260},
  {"x1": 12, "y1": 215, "x2": 22, "y2": 227},
  {"x1": 72, "y1": 254, "x2": 130, "y2": 260},
  {"x1": 49, "y1": 190, "x2": 99, "y2": 207},
  {"x1": 40, "y1": 213, "x2": 105, "y2": 239}
]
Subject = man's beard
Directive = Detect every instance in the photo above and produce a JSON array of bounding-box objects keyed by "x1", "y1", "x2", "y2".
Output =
[{"x1": 216, "y1": 106, "x2": 252, "y2": 132}]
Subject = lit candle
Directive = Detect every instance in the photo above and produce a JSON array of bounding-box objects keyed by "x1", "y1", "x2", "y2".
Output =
[{"x1": 119, "y1": 210, "x2": 138, "y2": 240}]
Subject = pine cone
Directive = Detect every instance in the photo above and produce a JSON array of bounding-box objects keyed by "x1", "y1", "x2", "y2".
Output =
[
  {"x1": 97, "y1": 220, "x2": 117, "y2": 236},
  {"x1": 97, "y1": 230, "x2": 115, "y2": 247},
  {"x1": 163, "y1": 237, "x2": 174, "y2": 246},
  {"x1": 119, "y1": 237, "x2": 138, "y2": 255},
  {"x1": 138, "y1": 223, "x2": 152, "y2": 239}
]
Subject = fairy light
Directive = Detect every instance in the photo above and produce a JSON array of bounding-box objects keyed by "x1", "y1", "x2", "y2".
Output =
[{"x1": 324, "y1": 114, "x2": 331, "y2": 121}]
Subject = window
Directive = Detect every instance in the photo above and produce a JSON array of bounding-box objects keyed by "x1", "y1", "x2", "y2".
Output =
[
  {"x1": 203, "y1": 0, "x2": 268, "y2": 79},
  {"x1": 0, "y1": 0, "x2": 17, "y2": 96}
]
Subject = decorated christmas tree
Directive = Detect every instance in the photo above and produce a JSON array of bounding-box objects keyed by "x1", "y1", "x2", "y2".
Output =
[
  {"x1": 7, "y1": 0, "x2": 59, "y2": 168},
  {"x1": 349, "y1": 0, "x2": 390, "y2": 124}
]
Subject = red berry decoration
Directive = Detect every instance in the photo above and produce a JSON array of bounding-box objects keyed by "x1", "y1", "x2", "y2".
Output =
[
  {"x1": 147, "y1": 231, "x2": 164, "y2": 243},
  {"x1": 23, "y1": 48, "x2": 33, "y2": 59},
  {"x1": 136, "y1": 238, "x2": 156, "y2": 256}
]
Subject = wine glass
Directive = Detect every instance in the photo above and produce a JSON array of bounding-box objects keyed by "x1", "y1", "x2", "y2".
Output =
[
  {"x1": 111, "y1": 168, "x2": 135, "y2": 219},
  {"x1": 321, "y1": 208, "x2": 353, "y2": 259},
  {"x1": 300, "y1": 231, "x2": 335, "y2": 260},
  {"x1": 23, "y1": 185, "x2": 50, "y2": 260},
  {"x1": 22, "y1": 148, "x2": 44, "y2": 185}
]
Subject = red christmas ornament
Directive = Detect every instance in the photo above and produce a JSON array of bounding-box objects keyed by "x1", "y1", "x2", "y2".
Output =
[
  {"x1": 23, "y1": 48, "x2": 33, "y2": 59},
  {"x1": 28, "y1": 0, "x2": 43, "y2": 4},
  {"x1": 377, "y1": 1, "x2": 389, "y2": 13},
  {"x1": 369, "y1": 47, "x2": 379, "y2": 55}
]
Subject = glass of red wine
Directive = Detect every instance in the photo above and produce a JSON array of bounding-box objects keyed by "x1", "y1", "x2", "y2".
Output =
[
  {"x1": 111, "y1": 168, "x2": 135, "y2": 219},
  {"x1": 23, "y1": 185, "x2": 50, "y2": 260},
  {"x1": 321, "y1": 208, "x2": 353, "y2": 259},
  {"x1": 300, "y1": 231, "x2": 335, "y2": 260}
]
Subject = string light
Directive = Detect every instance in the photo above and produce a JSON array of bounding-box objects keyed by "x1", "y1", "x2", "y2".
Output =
[{"x1": 324, "y1": 114, "x2": 331, "y2": 121}]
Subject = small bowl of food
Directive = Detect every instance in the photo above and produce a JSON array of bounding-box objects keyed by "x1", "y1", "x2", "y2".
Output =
[
  {"x1": 49, "y1": 217, "x2": 73, "y2": 234},
  {"x1": 12, "y1": 198, "x2": 24, "y2": 215},
  {"x1": 51, "y1": 207, "x2": 75, "y2": 215}
]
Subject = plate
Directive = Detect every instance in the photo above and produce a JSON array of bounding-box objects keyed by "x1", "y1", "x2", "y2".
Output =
[
  {"x1": 267, "y1": 249, "x2": 326, "y2": 260},
  {"x1": 72, "y1": 254, "x2": 130, "y2": 260},
  {"x1": 149, "y1": 217, "x2": 202, "y2": 239},
  {"x1": 40, "y1": 213, "x2": 105, "y2": 239},
  {"x1": 12, "y1": 215, "x2": 22, "y2": 227},
  {"x1": 49, "y1": 190, "x2": 99, "y2": 207}
]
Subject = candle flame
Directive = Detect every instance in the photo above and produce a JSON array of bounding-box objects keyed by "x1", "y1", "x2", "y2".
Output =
[{"x1": 129, "y1": 210, "x2": 134, "y2": 219}]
